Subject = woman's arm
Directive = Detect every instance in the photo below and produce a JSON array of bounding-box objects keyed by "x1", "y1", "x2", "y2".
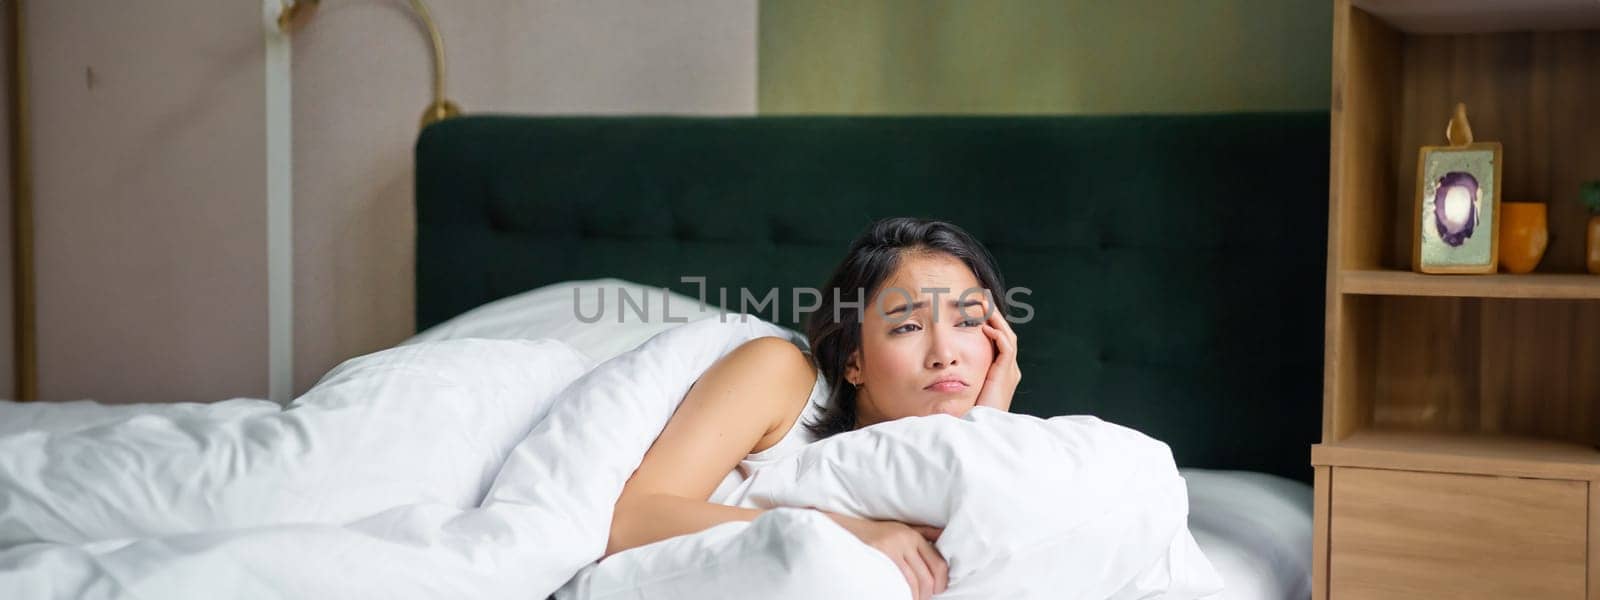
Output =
[
  {"x1": 608, "y1": 493, "x2": 765, "y2": 555},
  {"x1": 604, "y1": 336, "x2": 951, "y2": 599},
  {"x1": 604, "y1": 336, "x2": 816, "y2": 558}
]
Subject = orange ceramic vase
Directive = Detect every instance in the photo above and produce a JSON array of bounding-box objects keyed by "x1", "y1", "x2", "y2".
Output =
[
  {"x1": 1499, "y1": 202, "x2": 1548, "y2": 274},
  {"x1": 1588, "y1": 215, "x2": 1600, "y2": 274}
]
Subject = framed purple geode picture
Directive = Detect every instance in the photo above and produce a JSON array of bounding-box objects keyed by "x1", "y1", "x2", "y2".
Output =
[{"x1": 1413, "y1": 141, "x2": 1502, "y2": 274}]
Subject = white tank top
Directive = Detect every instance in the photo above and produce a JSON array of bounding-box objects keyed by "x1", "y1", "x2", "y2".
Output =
[{"x1": 708, "y1": 364, "x2": 830, "y2": 505}]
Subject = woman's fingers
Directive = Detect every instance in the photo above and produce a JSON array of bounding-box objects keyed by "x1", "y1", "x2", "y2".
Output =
[
  {"x1": 977, "y1": 321, "x2": 1019, "y2": 412},
  {"x1": 917, "y1": 540, "x2": 950, "y2": 595},
  {"x1": 904, "y1": 548, "x2": 935, "y2": 600},
  {"x1": 987, "y1": 309, "x2": 1018, "y2": 352},
  {"x1": 983, "y1": 310, "x2": 1019, "y2": 386},
  {"x1": 893, "y1": 559, "x2": 920, "y2": 600},
  {"x1": 985, "y1": 307, "x2": 1007, "y2": 332},
  {"x1": 983, "y1": 323, "x2": 1014, "y2": 356},
  {"x1": 981, "y1": 324, "x2": 1015, "y2": 369},
  {"x1": 911, "y1": 525, "x2": 943, "y2": 542}
]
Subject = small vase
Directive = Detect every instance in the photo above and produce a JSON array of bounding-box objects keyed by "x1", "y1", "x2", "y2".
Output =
[
  {"x1": 1499, "y1": 202, "x2": 1548, "y2": 274},
  {"x1": 1588, "y1": 215, "x2": 1600, "y2": 275}
]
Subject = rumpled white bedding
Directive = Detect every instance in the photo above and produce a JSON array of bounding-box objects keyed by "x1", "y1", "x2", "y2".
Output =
[
  {"x1": 0, "y1": 316, "x2": 1218, "y2": 599},
  {"x1": 0, "y1": 338, "x2": 595, "y2": 547},
  {"x1": 558, "y1": 408, "x2": 1222, "y2": 600},
  {"x1": 720, "y1": 408, "x2": 1222, "y2": 599}
]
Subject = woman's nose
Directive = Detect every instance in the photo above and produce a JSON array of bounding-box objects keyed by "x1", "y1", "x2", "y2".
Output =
[{"x1": 925, "y1": 330, "x2": 959, "y2": 369}]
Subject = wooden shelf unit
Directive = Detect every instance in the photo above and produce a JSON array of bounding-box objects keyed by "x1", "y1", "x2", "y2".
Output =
[
  {"x1": 1312, "y1": 429, "x2": 1600, "y2": 480},
  {"x1": 1340, "y1": 269, "x2": 1600, "y2": 299},
  {"x1": 1315, "y1": 1, "x2": 1600, "y2": 599}
]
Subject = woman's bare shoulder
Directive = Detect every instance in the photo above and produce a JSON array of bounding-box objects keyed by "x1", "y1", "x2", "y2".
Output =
[
  {"x1": 712, "y1": 336, "x2": 816, "y2": 407},
  {"x1": 618, "y1": 335, "x2": 816, "y2": 502},
  {"x1": 720, "y1": 336, "x2": 817, "y2": 448},
  {"x1": 726, "y1": 336, "x2": 814, "y2": 372}
]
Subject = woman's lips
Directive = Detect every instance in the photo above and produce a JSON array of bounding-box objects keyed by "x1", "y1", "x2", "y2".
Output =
[{"x1": 925, "y1": 380, "x2": 968, "y2": 393}]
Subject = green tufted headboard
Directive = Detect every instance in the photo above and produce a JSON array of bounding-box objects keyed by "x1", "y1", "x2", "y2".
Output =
[{"x1": 415, "y1": 114, "x2": 1328, "y2": 483}]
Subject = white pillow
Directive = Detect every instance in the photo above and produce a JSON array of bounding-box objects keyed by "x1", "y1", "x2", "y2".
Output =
[
  {"x1": 556, "y1": 508, "x2": 911, "y2": 600},
  {"x1": 718, "y1": 408, "x2": 1224, "y2": 600},
  {"x1": 405, "y1": 278, "x2": 716, "y2": 363}
]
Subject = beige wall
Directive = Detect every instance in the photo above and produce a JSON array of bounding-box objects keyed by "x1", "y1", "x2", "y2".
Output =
[
  {"x1": 30, "y1": 1, "x2": 268, "y2": 403},
  {"x1": 20, "y1": 1, "x2": 756, "y2": 402},
  {"x1": 290, "y1": 0, "x2": 757, "y2": 394},
  {"x1": 759, "y1": 0, "x2": 1331, "y2": 114}
]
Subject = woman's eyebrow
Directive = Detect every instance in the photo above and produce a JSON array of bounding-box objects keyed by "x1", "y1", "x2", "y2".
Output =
[
  {"x1": 884, "y1": 297, "x2": 985, "y2": 316},
  {"x1": 884, "y1": 300, "x2": 928, "y2": 316}
]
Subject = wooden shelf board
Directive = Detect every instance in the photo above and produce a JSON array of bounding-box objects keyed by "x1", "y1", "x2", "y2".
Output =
[
  {"x1": 1353, "y1": 0, "x2": 1600, "y2": 33},
  {"x1": 1340, "y1": 269, "x2": 1600, "y2": 300},
  {"x1": 1312, "y1": 429, "x2": 1600, "y2": 480}
]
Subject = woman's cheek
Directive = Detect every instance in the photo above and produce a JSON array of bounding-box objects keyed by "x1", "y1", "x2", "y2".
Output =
[
  {"x1": 874, "y1": 341, "x2": 922, "y2": 385},
  {"x1": 961, "y1": 335, "x2": 995, "y2": 372}
]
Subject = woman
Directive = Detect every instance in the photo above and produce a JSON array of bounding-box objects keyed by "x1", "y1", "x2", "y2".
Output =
[{"x1": 605, "y1": 218, "x2": 1021, "y2": 600}]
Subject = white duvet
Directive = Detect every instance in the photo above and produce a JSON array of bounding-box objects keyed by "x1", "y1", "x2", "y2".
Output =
[{"x1": 0, "y1": 316, "x2": 1219, "y2": 599}]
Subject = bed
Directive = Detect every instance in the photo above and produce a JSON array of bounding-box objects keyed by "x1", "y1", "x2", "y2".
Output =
[
  {"x1": 413, "y1": 113, "x2": 1328, "y2": 598},
  {"x1": 0, "y1": 113, "x2": 1324, "y2": 599}
]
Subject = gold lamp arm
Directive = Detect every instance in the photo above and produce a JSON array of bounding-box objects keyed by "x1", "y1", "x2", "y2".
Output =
[
  {"x1": 276, "y1": 0, "x2": 319, "y2": 34},
  {"x1": 407, "y1": 0, "x2": 460, "y2": 128},
  {"x1": 277, "y1": 0, "x2": 461, "y2": 129}
]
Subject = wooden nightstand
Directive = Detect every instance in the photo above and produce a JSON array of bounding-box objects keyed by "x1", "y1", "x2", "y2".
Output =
[{"x1": 1316, "y1": 1, "x2": 1600, "y2": 599}]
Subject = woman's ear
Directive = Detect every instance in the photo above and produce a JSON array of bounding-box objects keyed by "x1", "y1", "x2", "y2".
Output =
[{"x1": 844, "y1": 350, "x2": 862, "y2": 386}]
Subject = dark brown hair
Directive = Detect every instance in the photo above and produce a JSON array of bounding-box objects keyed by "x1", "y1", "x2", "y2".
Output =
[{"x1": 802, "y1": 217, "x2": 1009, "y2": 439}]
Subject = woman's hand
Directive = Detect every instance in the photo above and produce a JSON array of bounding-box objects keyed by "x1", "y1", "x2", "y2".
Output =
[
  {"x1": 975, "y1": 308, "x2": 1020, "y2": 412},
  {"x1": 821, "y1": 512, "x2": 947, "y2": 600}
]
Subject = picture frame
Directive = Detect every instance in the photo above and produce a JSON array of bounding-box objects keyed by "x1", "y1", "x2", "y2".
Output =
[{"x1": 1413, "y1": 140, "x2": 1503, "y2": 274}]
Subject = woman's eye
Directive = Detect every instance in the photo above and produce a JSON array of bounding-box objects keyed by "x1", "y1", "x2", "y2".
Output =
[
  {"x1": 958, "y1": 318, "x2": 983, "y2": 327},
  {"x1": 891, "y1": 323, "x2": 921, "y2": 334}
]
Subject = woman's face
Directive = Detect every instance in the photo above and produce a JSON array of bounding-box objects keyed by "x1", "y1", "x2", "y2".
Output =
[{"x1": 848, "y1": 251, "x2": 996, "y2": 427}]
